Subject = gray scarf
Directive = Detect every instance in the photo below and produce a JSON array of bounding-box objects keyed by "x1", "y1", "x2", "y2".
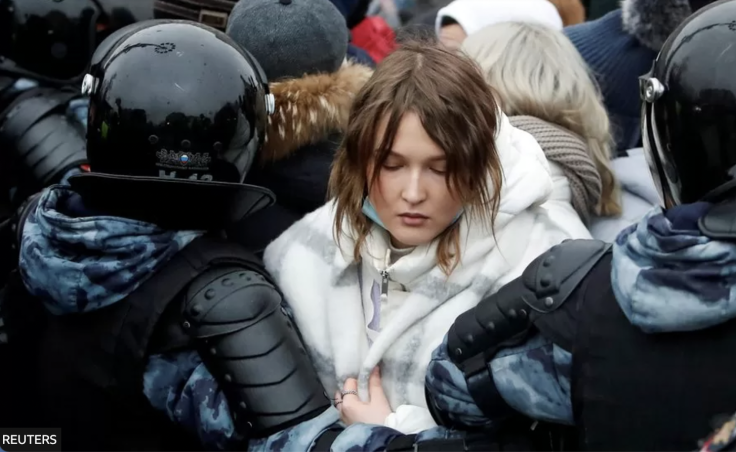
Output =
[{"x1": 509, "y1": 115, "x2": 602, "y2": 223}]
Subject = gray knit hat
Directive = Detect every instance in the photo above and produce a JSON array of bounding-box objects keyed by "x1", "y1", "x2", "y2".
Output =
[{"x1": 226, "y1": 0, "x2": 349, "y2": 81}]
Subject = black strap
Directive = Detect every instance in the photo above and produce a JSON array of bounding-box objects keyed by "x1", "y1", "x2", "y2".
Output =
[
  {"x1": 311, "y1": 427, "x2": 343, "y2": 452},
  {"x1": 386, "y1": 434, "x2": 418, "y2": 452},
  {"x1": 14, "y1": 192, "x2": 42, "y2": 250}
]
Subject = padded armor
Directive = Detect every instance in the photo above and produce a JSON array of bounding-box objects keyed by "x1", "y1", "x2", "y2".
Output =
[
  {"x1": 183, "y1": 267, "x2": 330, "y2": 438},
  {"x1": 430, "y1": 239, "x2": 611, "y2": 425},
  {"x1": 699, "y1": 200, "x2": 736, "y2": 241},
  {"x1": 0, "y1": 87, "x2": 87, "y2": 193}
]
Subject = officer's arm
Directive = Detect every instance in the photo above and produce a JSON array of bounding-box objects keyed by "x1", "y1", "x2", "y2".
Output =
[
  {"x1": 425, "y1": 239, "x2": 611, "y2": 429},
  {"x1": 143, "y1": 265, "x2": 334, "y2": 450}
]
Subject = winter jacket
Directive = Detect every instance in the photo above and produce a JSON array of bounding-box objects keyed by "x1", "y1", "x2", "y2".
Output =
[{"x1": 260, "y1": 113, "x2": 592, "y2": 439}]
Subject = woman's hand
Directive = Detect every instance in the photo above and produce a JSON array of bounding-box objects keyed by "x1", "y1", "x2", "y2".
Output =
[{"x1": 336, "y1": 367, "x2": 393, "y2": 426}]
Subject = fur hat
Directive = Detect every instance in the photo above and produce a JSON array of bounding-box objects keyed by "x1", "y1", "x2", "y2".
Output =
[{"x1": 621, "y1": 0, "x2": 714, "y2": 51}]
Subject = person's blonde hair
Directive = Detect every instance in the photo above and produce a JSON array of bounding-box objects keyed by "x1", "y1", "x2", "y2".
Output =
[
  {"x1": 462, "y1": 22, "x2": 621, "y2": 216},
  {"x1": 328, "y1": 42, "x2": 503, "y2": 274}
]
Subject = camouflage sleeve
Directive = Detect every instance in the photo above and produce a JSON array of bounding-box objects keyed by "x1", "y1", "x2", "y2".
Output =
[
  {"x1": 426, "y1": 333, "x2": 573, "y2": 428},
  {"x1": 329, "y1": 423, "x2": 404, "y2": 451},
  {"x1": 248, "y1": 409, "x2": 341, "y2": 452},
  {"x1": 491, "y1": 334, "x2": 573, "y2": 424},
  {"x1": 144, "y1": 351, "x2": 345, "y2": 452},
  {"x1": 329, "y1": 422, "x2": 464, "y2": 451},
  {"x1": 143, "y1": 351, "x2": 239, "y2": 451},
  {"x1": 425, "y1": 335, "x2": 496, "y2": 429}
]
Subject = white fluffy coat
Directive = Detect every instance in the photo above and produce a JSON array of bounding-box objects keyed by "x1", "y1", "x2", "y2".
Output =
[{"x1": 263, "y1": 114, "x2": 589, "y2": 433}]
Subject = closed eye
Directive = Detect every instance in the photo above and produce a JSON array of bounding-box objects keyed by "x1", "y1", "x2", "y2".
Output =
[{"x1": 382, "y1": 163, "x2": 402, "y2": 171}]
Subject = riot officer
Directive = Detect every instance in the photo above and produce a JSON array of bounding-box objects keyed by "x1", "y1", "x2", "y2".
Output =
[
  {"x1": 414, "y1": 0, "x2": 736, "y2": 450},
  {"x1": 1, "y1": 20, "x2": 329, "y2": 451}
]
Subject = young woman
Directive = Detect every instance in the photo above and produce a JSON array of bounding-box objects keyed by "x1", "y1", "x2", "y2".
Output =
[
  {"x1": 262, "y1": 41, "x2": 590, "y2": 436},
  {"x1": 462, "y1": 21, "x2": 622, "y2": 226}
]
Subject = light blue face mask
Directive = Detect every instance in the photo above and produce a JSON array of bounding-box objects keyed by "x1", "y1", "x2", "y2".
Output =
[{"x1": 361, "y1": 197, "x2": 463, "y2": 230}]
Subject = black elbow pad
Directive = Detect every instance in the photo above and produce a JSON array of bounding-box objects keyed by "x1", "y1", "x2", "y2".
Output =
[{"x1": 183, "y1": 268, "x2": 331, "y2": 439}]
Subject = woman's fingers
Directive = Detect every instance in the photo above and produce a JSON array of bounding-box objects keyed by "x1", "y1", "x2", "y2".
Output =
[
  {"x1": 334, "y1": 390, "x2": 342, "y2": 410},
  {"x1": 368, "y1": 367, "x2": 390, "y2": 403},
  {"x1": 342, "y1": 377, "x2": 359, "y2": 394},
  {"x1": 368, "y1": 367, "x2": 382, "y2": 389}
]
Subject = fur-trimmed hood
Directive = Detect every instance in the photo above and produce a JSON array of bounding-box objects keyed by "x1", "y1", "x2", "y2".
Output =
[
  {"x1": 622, "y1": 0, "x2": 694, "y2": 50},
  {"x1": 261, "y1": 61, "x2": 374, "y2": 163}
]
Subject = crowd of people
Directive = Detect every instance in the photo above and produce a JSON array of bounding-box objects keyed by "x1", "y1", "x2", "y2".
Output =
[{"x1": 1, "y1": 0, "x2": 735, "y2": 451}]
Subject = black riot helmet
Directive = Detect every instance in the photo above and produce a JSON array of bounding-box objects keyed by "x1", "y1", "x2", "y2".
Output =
[
  {"x1": 640, "y1": 0, "x2": 736, "y2": 207},
  {"x1": 0, "y1": 0, "x2": 154, "y2": 85},
  {"x1": 71, "y1": 20, "x2": 275, "y2": 229}
]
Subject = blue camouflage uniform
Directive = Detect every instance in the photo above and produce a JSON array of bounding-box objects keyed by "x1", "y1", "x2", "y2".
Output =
[
  {"x1": 20, "y1": 184, "x2": 458, "y2": 451},
  {"x1": 425, "y1": 202, "x2": 736, "y2": 429}
]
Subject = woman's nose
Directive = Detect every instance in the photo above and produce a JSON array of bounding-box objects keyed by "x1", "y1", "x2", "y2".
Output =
[{"x1": 401, "y1": 172, "x2": 427, "y2": 204}]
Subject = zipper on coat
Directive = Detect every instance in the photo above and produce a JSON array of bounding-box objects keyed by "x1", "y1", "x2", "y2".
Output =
[{"x1": 380, "y1": 248, "x2": 391, "y2": 302}]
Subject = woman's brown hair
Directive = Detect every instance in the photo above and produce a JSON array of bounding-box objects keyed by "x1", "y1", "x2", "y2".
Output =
[{"x1": 328, "y1": 41, "x2": 503, "y2": 274}]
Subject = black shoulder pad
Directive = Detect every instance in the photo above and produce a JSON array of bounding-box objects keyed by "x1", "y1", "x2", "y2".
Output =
[
  {"x1": 441, "y1": 240, "x2": 612, "y2": 424},
  {"x1": 519, "y1": 239, "x2": 612, "y2": 313},
  {"x1": 448, "y1": 239, "x2": 611, "y2": 364},
  {"x1": 0, "y1": 88, "x2": 86, "y2": 189},
  {"x1": 0, "y1": 88, "x2": 77, "y2": 141},
  {"x1": 183, "y1": 268, "x2": 330, "y2": 439}
]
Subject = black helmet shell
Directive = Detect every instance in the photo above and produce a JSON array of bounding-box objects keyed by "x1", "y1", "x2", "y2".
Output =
[
  {"x1": 84, "y1": 20, "x2": 273, "y2": 187},
  {"x1": 641, "y1": 0, "x2": 736, "y2": 206}
]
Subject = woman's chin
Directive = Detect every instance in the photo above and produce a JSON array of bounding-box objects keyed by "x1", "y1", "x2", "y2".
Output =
[{"x1": 387, "y1": 225, "x2": 437, "y2": 248}]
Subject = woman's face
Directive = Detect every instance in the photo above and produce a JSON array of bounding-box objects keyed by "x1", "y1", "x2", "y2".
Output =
[
  {"x1": 368, "y1": 112, "x2": 463, "y2": 248},
  {"x1": 439, "y1": 23, "x2": 467, "y2": 51}
]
